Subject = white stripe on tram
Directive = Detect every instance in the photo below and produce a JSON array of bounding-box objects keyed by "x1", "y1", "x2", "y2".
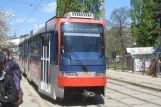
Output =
[{"x1": 64, "y1": 33, "x2": 100, "y2": 37}]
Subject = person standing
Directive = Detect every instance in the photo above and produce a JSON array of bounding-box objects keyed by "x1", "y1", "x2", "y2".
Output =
[
  {"x1": 1, "y1": 48, "x2": 22, "y2": 106},
  {"x1": 0, "y1": 52, "x2": 18, "y2": 107},
  {"x1": 1, "y1": 49, "x2": 20, "y2": 71},
  {"x1": 1, "y1": 48, "x2": 21, "y2": 82}
]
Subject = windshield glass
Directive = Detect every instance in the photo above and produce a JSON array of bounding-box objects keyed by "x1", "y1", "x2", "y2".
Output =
[
  {"x1": 61, "y1": 22, "x2": 104, "y2": 60},
  {"x1": 63, "y1": 33, "x2": 101, "y2": 52}
]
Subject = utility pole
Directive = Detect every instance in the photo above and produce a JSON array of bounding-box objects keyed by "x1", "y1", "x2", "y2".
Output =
[
  {"x1": 102, "y1": 0, "x2": 106, "y2": 36},
  {"x1": 154, "y1": 9, "x2": 161, "y2": 76},
  {"x1": 102, "y1": 0, "x2": 105, "y2": 22},
  {"x1": 102, "y1": 0, "x2": 108, "y2": 67}
]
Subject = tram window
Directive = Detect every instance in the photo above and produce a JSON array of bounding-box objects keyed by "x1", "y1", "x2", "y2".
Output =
[
  {"x1": 36, "y1": 36, "x2": 39, "y2": 41},
  {"x1": 24, "y1": 42, "x2": 27, "y2": 55},
  {"x1": 51, "y1": 31, "x2": 58, "y2": 64},
  {"x1": 30, "y1": 36, "x2": 39, "y2": 57},
  {"x1": 43, "y1": 34, "x2": 49, "y2": 46},
  {"x1": 22, "y1": 44, "x2": 25, "y2": 55}
]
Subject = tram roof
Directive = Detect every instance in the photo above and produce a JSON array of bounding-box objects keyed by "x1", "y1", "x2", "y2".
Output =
[
  {"x1": 33, "y1": 12, "x2": 96, "y2": 36},
  {"x1": 33, "y1": 22, "x2": 57, "y2": 36},
  {"x1": 19, "y1": 22, "x2": 57, "y2": 43},
  {"x1": 22, "y1": 12, "x2": 99, "y2": 42}
]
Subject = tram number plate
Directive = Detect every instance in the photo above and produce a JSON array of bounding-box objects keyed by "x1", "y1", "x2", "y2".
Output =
[{"x1": 82, "y1": 72, "x2": 90, "y2": 76}]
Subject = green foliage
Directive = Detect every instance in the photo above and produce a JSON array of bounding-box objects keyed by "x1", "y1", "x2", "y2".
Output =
[
  {"x1": 56, "y1": 0, "x2": 64, "y2": 16},
  {"x1": 153, "y1": 0, "x2": 161, "y2": 10},
  {"x1": 110, "y1": 7, "x2": 131, "y2": 55},
  {"x1": 106, "y1": 7, "x2": 134, "y2": 57},
  {"x1": 130, "y1": 0, "x2": 159, "y2": 47},
  {"x1": 56, "y1": 0, "x2": 102, "y2": 19}
]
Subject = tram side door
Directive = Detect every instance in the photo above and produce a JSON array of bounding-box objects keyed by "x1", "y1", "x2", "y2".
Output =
[{"x1": 40, "y1": 33, "x2": 51, "y2": 93}]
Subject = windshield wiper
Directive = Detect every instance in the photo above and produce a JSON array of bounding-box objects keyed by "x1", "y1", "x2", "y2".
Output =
[
  {"x1": 66, "y1": 37, "x2": 88, "y2": 72},
  {"x1": 70, "y1": 52, "x2": 88, "y2": 72}
]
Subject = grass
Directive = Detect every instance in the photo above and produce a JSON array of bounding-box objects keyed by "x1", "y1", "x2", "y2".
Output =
[{"x1": 107, "y1": 61, "x2": 127, "y2": 69}]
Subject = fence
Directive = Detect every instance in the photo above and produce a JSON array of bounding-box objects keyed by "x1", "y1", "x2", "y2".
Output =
[
  {"x1": 107, "y1": 57, "x2": 159, "y2": 77},
  {"x1": 107, "y1": 57, "x2": 127, "y2": 71}
]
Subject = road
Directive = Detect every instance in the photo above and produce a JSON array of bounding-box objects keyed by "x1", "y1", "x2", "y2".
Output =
[{"x1": 19, "y1": 76, "x2": 161, "y2": 107}]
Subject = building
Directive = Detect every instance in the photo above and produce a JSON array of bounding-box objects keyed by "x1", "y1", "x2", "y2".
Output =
[
  {"x1": 5, "y1": 37, "x2": 25, "y2": 57},
  {"x1": 126, "y1": 47, "x2": 155, "y2": 72}
]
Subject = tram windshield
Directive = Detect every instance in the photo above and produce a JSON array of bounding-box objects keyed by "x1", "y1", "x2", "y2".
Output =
[{"x1": 61, "y1": 22, "x2": 105, "y2": 60}]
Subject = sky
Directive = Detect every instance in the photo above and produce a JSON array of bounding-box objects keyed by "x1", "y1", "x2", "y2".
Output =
[{"x1": 0, "y1": 0, "x2": 130, "y2": 36}]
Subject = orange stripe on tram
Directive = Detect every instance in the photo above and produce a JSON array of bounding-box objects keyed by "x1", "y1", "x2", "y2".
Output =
[{"x1": 58, "y1": 76, "x2": 107, "y2": 87}]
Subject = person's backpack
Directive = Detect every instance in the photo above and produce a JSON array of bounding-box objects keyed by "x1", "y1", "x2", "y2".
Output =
[
  {"x1": 6, "y1": 61, "x2": 21, "y2": 91},
  {"x1": 12, "y1": 70, "x2": 23, "y2": 106},
  {"x1": 12, "y1": 70, "x2": 21, "y2": 91},
  {"x1": 7, "y1": 62, "x2": 23, "y2": 106}
]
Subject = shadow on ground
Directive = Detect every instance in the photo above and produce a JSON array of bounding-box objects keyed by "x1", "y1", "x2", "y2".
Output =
[
  {"x1": 40, "y1": 94, "x2": 104, "y2": 107},
  {"x1": 22, "y1": 73, "x2": 105, "y2": 106}
]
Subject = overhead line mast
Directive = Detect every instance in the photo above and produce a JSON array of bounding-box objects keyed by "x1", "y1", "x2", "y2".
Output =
[
  {"x1": 102, "y1": 0, "x2": 105, "y2": 22},
  {"x1": 102, "y1": 0, "x2": 107, "y2": 57}
]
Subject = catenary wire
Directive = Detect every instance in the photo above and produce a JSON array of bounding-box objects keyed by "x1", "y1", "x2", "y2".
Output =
[
  {"x1": 7, "y1": 0, "x2": 53, "y2": 7},
  {"x1": 15, "y1": 0, "x2": 42, "y2": 30}
]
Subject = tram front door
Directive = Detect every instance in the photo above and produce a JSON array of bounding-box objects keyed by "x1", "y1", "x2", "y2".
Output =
[{"x1": 40, "y1": 34, "x2": 51, "y2": 93}]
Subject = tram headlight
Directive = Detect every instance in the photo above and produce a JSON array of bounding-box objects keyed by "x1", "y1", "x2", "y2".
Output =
[
  {"x1": 95, "y1": 72, "x2": 105, "y2": 76},
  {"x1": 61, "y1": 72, "x2": 78, "y2": 77}
]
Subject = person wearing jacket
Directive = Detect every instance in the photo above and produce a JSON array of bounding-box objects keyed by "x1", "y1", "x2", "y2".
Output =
[
  {"x1": 1, "y1": 49, "x2": 20, "y2": 71},
  {"x1": 1, "y1": 49, "x2": 22, "y2": 107},
  {"x1": 1, "y1": 48, "x2": 21, "y2": 88},
  {"x1": 0, "y1": 52, "x2": 18, "y2": 107}
]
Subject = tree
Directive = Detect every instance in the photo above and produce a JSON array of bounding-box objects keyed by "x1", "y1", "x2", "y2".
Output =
[
  {"x1": 130, "y1": 0, "x2": 159, "y2": 47},
  {"x1": 153, "y1": 0, "x2": 161, "y2": 11},
  {"x1": 106, "y1": 25, "x2": 134, "y2": 57},
  {"x1": 56, "y1": 0, "x2": 102, "y2": 19},
  {"x1": 106, "y1": 7, "x2": 133, "y2": 71},
  {"x1": 153, "y1": 0, "x2": 161, "y2": 36},
  {"x1": 110, "y1": 7, "x2": 131, "y2": 55},
  {"x1": 0, "y1": 13, "x2": 9, "y2": 32},
  {"x1": 0, "y1": 9, "x2": 13, "y2": 48},
  {"x1": 56, "y1": 0, "x2": 65, "y2": 16}
]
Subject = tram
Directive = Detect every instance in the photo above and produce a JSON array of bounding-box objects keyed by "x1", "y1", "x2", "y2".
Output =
[{"x1": 19, "y1": 12, "x2": 106, "y2": 100}]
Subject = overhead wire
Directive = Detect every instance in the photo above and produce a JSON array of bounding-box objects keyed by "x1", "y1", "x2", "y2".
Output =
[
  {"x1": 15, "y1": 0, "x2": 42, "y2": 30},
  {"x1": 7, "y1": 0, "x2": 34, "y2": 6},
  {"x1": 7, "y1": 0, "x2": 52, "y2": 7}
]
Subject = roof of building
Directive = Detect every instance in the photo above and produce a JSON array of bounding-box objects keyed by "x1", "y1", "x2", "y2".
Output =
[{"x1": 126, "y1": 47, "x2": 155, "y2": 55}]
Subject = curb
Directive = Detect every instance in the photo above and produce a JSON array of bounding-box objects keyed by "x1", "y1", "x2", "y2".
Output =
[{"x1": 107, "y1": 76, "x2": 161, "y2": 91}]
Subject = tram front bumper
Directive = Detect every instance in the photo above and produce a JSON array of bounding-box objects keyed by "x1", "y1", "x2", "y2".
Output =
[{"x1": 58, "y1": 76, "x2": 106, "y2": 87}]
